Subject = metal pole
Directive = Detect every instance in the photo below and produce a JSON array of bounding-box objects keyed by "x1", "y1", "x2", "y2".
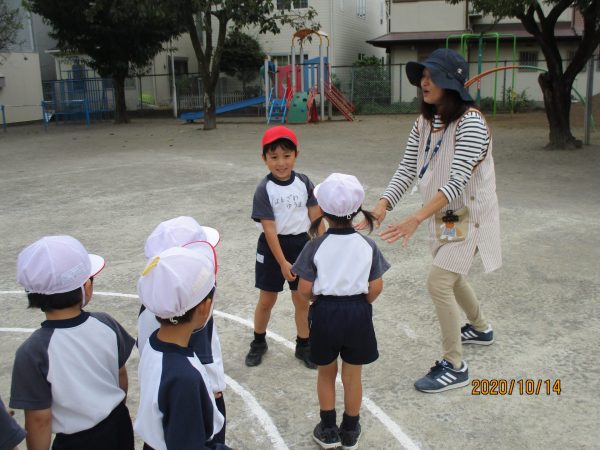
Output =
[
  {"x1": 291, "y1": 44, "x2": 296, "y2": 93},
  {"x1": 584, "y1": 56, "x2": 594, "y2": 145},
  {"x1": 264, "y1": 58, "x2": 270, "y2": 123},
  {"x1": 319, "y1": 45, "x2": 325, "y2": 120},
  {"x1": 170, "y1": 41, "x2": 178, "y2": 118}
]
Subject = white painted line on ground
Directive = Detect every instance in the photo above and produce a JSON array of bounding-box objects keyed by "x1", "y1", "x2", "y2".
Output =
[
  {"x1": 224, "y1": 374, "x2": 289, "y2": 450},
  {"x1": 0, "y1": 289, "x2": 420, "y2": 450},
  {"x1": 362, "y1": 397, "x2": 421, "y2": 450}
]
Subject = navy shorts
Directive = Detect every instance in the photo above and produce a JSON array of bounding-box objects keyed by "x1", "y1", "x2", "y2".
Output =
[
  {"x1": 53, "y1": 402, "x2": 133, "y2": 450},
  {"x1": 309, "y1": 295, "x2": 379, "y2": 366},
  {"x1": 255, "y1": 232, "x2": 309, "y2": 292}
]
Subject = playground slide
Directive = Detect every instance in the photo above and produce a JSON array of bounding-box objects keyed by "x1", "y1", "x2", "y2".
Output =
[{"x1": 179, "y1": 95, "x2": 265, "y2": 122}]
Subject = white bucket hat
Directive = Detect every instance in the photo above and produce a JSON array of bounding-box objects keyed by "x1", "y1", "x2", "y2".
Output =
[
  {"x1": 144, "y1": 216, "x2": 220, "y2": 258},
  {"x1": 137, "y1": 243, "x2": 216, "y2": 320},
  {"x1": 17, "y1": 235, "x2": 105, "y2": 295},
  {"x1": 314, "y1": 173, "x2": 365, "y2": 218}
]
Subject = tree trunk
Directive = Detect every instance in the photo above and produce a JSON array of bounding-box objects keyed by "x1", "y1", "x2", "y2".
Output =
[
  {"x1": 113, "y1": 75, "x2": 129, "y2": 124},
  {"x1": 538, "y1": 73, "x2": 581, "y2": 149},
  {"x1": 203, "y1": 90, "x2": 217, "y2": 130}
]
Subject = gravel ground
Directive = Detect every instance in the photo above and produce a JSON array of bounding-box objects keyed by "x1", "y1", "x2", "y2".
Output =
[{"x1": 0, "y1": 112, "x2": 598, "y2": 449}]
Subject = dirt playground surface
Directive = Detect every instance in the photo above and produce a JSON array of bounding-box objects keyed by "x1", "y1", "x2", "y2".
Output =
[{"x1": 1, "y1": 112, "x2": 599, "y2": 449}]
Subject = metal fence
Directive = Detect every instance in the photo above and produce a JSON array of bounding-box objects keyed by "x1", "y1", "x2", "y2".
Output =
[{"x1": 40, "y1": 56, "x2": 599, "y2": 121}]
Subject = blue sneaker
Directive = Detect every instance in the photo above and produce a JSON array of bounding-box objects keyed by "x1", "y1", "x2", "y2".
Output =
[
  {"x1": 461, "y1": 323, "x2": 494, "y2": 345},
  {"x1": 414, "y1": 360, "x2": 469, "y2": 393},
  {"x1": 312, "y1": 422, "x2": 341, "y2": 449}
]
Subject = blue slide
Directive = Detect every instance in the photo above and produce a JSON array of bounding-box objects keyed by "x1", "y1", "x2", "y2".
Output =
[{"x1": 179, "y1": 96, "x2": 265, "y2": 122}]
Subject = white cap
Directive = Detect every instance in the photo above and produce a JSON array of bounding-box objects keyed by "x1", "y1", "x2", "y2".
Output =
[
  {"x1": 17, "y1": 235, "x2": 105, "y2": 295},
  {"x1": 144, "y1": 216, "x2": 220, "y2": 258},
  {"x1": 314, "y1": 173, "x2": 365, "y2": 217},
  {"x1": 137, "y1": 243, "x2": 216, "y2": 319}
]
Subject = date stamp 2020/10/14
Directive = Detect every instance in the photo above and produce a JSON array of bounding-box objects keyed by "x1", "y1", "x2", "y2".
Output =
[{"x1": 471, "y1": 379, "x2": 561, "y2": 396}]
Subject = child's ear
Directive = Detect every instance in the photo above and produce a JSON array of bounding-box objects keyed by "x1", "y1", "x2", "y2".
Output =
[{"x1": 196, "y1": 298, "x2": 212, "y2": 322}]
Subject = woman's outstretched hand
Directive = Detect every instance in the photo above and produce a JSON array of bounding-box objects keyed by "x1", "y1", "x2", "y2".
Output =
[
  {"x1": 356, "y1": 198, "x2": 389, "y2": 230},
  {"x1": 380, "y1": 215, "x2": 421, "y2": 247}
]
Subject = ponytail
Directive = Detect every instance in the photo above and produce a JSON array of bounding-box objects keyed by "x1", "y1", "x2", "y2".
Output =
[{"x1": 308, "y1": 207, "x2": 377, "y2": 238}]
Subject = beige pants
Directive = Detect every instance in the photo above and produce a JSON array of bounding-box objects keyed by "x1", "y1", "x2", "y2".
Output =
[{"x1": 426, "y1": 265, "x2": 488, "y2": 368}]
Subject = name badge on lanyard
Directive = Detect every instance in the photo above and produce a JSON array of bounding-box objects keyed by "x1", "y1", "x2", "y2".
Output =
[{"x1": 411, "y1": 128, "x2": 446, "y2": 195}]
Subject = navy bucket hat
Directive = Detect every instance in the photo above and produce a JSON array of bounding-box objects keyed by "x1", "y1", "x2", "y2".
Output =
[{"x1": 406, "y1": 48, "x2": 473, "y2": 102}]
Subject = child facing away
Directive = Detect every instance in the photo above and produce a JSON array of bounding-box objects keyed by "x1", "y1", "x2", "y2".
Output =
[
  {"x1": 246, "y1": 125, "x2": 323, "y2": 369},
  {"x1": 134, "y1": 243, "x2": 234, "y2": 450},
  {"x1": 137, "y1": 216, "x2": 227, "y2": 445},
  {"x1": 291, "y1": 174, "x2": 391, "y2": 450},
  {"x1": 10, "y1": 235, "x2": 135, "y2": 450}
]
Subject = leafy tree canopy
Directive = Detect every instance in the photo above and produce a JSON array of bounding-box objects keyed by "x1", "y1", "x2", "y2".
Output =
[
  {"x1": 220, "y1": 30, "x2": 264, "y2": 86},
  {"x1": 25, "y1": 0, "x2": 185, "y2": 122},
  {"x1": 0, "y1": 0, "x2": 22, "y2": 54}
]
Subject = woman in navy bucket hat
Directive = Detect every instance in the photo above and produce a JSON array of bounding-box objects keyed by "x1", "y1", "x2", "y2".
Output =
[{"x1": 361, "y1": 48, "x2": 502, "y2": 393}]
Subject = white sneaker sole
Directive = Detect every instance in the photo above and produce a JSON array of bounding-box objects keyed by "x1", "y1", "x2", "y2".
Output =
[
  {"x1": 416, "y1": 379, "x2": 470, "y2": 393},
  {"x1": 462, "y1": 338, "x2": 494, "y2": 346}
]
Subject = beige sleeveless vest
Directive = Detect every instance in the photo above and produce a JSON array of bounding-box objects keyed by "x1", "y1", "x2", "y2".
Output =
[{"x1": 416, "y1": 112, "x2": 502, "y2": 274}]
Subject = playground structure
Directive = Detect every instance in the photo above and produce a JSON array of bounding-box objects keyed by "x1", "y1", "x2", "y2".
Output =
[
  {"x1": 446, "y1": 32, "x2": 517, "y2": 116},
  {"x1": 41, "y1": 67, "x2": 115, "y2": 127},
  {"x1": 266, "y1": 28, "x2": 355, "y2": 124},
  {"x1": 180, "y1": 28, "x2": 355, "y2": 124}
]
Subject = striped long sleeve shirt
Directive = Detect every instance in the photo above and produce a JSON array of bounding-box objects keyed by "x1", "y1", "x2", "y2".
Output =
[{"x1": 382, "y1": 110, "x2": 490, "y2": 208}]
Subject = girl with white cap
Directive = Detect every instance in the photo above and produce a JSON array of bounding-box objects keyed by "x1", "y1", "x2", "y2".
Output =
[{"x1": 292, "y1": 173, "x2": 390, "y2": 450}]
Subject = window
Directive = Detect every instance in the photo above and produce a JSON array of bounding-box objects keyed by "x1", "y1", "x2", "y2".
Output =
[
  {"x1": 518, "y1": 51, "x2": 538, "y2": 72},
  {"x1": 277, "y1": 0, "x2": 308, "y2": 9},
  {"x1": 380, "y1": 0, "x2": 385, "y2": 24},
  {"x1": 357, "y1": 0, "x2": 366, "y2": 18}
]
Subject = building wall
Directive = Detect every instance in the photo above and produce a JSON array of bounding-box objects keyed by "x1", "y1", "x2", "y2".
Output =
[
  {"x1": 253, "y1": 0, "x2": 386, "y2": 66},
  {"x1": 391, "y1": 0, "x2": 466, "y2": 32},
  {"x1": 0, "y1": 52, "x2": 43, "y2": 123}
]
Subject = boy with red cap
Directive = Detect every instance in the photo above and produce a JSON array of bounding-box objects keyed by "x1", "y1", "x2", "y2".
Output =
[{"x1": 245, "y1": 125, "x2": 323, "y2": 369}]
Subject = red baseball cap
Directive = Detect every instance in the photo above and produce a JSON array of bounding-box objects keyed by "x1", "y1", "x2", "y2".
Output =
[{"x1": 262, "y1": 125, "x2": 298, "y2": 148}]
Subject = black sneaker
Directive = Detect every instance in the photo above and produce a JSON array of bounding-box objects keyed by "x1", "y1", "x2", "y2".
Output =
[
  {"x1": 244, "y1": 340, "x2": 268, "y2": 367},
  {"x1": 461, "y1": 323, "x2": 494, "y2": 345},
  {"x1": 312, "y1": 422, "x2": 341, "y2": 449},
  {"x1": 339, "y1": 423, "x2": 361, "y2": 450},
  {"x1": 295, "y1": 344, "x2": 317, "y2": 369},
  {"x1": 414, "y1": 359, "x2": 469, "y2": 393}
]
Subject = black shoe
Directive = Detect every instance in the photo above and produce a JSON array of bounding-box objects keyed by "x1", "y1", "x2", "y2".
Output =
[
  {"x1": 461, "y1": 323, "x2": 494, "y2": 345},
  {"x1": 339, "y1": 423, "x2": 361, "y2": 450},
  {"x1": 295, "y1": 344, "x2": 317, "y2": 369},
  {"x1": 312, "y1": 422, "x2": 341, "y2": 449},
  {"x1": 245, "y1": 340, "x2": 268, "y2": 367}
]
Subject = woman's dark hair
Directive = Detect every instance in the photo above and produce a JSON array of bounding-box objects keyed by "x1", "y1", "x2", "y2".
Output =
[
  {"x1": 263, "y1": 138, "x2": 297, "y2": 156},
  {"x1": 156, "y1": 286, "x2": 216, "y2": 326},
  {"x1": 28, "y1": 287, "x2": 82, "y2": 312},
  {"x1": 420, "y1": 88, "x2": 472, "y2": 124},
  {"x1": 309, "y1": 208, "x2": 376, "y2": 238}
]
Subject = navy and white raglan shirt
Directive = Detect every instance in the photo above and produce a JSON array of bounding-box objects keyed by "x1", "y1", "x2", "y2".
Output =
[
  {"x1": 0, "y1": 397, "x2": 25, "y2": 450},
  {"x1": 134, "y1": 331, "x2": 229, "y2": 450},
  {"x1": 9, "y1": 311, "x2": 135, "y2": 434},
  {"x1": 137, "y1": 307, "x2": 226, "y2": 392},
  {"x1": 252, "y1": 171, "x2": 318, "y2": 235},
  {"x1": 291, "y1": 229, "x2": 391, "y2": 295}
]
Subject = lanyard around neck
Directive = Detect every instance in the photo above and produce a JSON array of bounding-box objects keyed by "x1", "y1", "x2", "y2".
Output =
[{"x1": 418, "y1": 127, "x2": 446, "y2": 180}]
